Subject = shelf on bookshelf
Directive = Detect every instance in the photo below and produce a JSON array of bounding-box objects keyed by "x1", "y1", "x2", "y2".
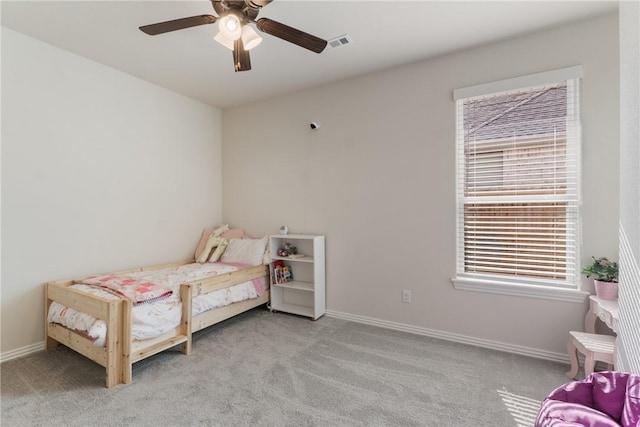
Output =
[
  {"x1": 272, "y1": 302, "x2": 314, "y2": 318},
  {"x1": 271, "y1": 255, "x2": 314, "y2": 263},
  {"x1": 272, "y1": 280, "x2": 314, "y2": 292}
]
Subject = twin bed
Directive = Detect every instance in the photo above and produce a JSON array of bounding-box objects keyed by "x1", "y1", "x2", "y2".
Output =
[{"x1": 44, "y1": 229, "x2": 271, "y2": 387}]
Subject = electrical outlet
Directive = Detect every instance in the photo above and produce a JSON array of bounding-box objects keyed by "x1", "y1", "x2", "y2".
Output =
[{"x1": 402, "y1": 290, "x2": 411, "y2": 303}]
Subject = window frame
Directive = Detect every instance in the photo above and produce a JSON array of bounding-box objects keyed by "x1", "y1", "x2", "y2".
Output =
[{"x1": 452, "y1": 66, "x2": 588, "y2": 303}]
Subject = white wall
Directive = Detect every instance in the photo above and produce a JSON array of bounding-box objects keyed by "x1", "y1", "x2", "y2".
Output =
[
  {"x1": 222, "y1": 14, "x2": 620, "y2": 358},
  {"x1": 1, "y1": 28, "x2": 223, "y2": 357}
]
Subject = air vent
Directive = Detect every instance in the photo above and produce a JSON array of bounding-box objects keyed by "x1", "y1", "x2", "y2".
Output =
[{"x1": 326, "y1": 34, "x2": 353, "y2": 50}]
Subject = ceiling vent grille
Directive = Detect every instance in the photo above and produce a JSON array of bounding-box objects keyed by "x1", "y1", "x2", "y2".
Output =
[{"x1": 326, "y1": 34, "x2": 353, "y2": 50}]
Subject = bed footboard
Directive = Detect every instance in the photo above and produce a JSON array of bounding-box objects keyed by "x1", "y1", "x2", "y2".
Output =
[{"x1": 45, "y1": 280, "x2": 124, "y2": 388}]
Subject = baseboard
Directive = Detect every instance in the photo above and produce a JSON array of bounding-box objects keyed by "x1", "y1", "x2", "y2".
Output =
[
  {"x1": 1, "y1": 341, "x2": 45, "y2": 363},
  {"x1": 325, "y1": 309, "x2": 570, "y2": 364},
  {"x1": 3, "y1": 314, "x2": 570, "y2": 365}
]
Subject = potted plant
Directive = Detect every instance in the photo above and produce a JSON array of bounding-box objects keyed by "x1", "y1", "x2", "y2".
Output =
[{"x1": 581, "y1": 257, "x2": 619, "y2": 300}]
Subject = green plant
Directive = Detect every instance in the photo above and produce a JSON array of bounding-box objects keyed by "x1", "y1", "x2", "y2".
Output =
[{"x1": 581, "y1": 257, "x2": 619, "y2": 283}]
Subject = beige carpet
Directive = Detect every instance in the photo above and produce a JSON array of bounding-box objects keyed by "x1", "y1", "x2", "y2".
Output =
[{"x1": 1, "y1": 307, "x2": 570, "y2": 426}]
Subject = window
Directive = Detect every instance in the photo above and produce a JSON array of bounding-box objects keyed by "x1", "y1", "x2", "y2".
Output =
[{"x1": 453, "y1": 67, "x2": 584, "y2": 301}]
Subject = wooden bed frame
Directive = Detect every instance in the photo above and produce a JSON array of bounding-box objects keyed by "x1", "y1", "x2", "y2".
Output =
[{"x1": 44, "y1": 260, "x2": 269, "y2": 388}]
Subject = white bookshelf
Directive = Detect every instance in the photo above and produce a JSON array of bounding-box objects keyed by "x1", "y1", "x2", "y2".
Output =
[{"x1": 269, "y1": 234, "x2": 325, "y2": 320}]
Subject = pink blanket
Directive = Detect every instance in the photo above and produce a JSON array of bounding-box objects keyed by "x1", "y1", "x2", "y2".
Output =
[
  {"x1": 76, "y1": 275, "x2": 172, "y2": 305},
  {"x1": 218, "y1": 262, "x2": 267, "y2": 296}
]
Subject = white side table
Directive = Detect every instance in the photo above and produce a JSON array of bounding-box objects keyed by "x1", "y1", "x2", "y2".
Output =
[{"x1": 584, "y1": 295, "x2": 619, "y2": 333}]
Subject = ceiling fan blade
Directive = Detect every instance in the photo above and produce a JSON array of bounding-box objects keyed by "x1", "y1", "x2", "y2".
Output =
[
  {"x1": 256, "y1": 18, "x2": 327, "y2": 53},
  {"x1": 233, "y1": 38, "x2": 252, "y2": 72},
  {"x1": 139, "y1": 15, "x2": 217, "y2": 35}
]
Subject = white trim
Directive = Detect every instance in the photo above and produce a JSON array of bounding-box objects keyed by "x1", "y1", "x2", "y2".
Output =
[
  {"x1": 325, "y1": 310, "x2": 570, "y2": 364},
  {"x1": 453, "y1": 65, "x2": 584, "y2": 100},
  {"x1": 1, "y1": 341, "x2": 45, "y2": 363},
  {"x1": 452, "y1": 276, "x2": 588, "y2": 303},
  {"x1": 6, "y1": 314, "x2": 574, "y2": 366},
  {"x1": 455, "y1": 74, "x2": 582, "y2": 290}
]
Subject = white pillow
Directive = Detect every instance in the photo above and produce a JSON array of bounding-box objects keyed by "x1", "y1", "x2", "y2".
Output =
[{"x1": 220, "y1": 236, "x2": 268, "y2": 266}]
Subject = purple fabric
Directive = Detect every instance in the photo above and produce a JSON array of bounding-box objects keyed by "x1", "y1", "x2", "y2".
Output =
[
  {"x1": 621, "y1": 375, "x2": 640, "y2": 427},
  {"x1": 536, "y1": 400, "x2": 620, "y2": 426},
  {"x1": 535, "y1": 372, "x2": 640, "y2": 427}
]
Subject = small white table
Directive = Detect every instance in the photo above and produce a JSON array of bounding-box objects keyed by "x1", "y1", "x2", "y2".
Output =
[
  {"x1": 584, "y1": 295, "x2": 619, "y2": 333},
  {"x1": 566, "y1": 295, "x2": 619, "y2": 379}
]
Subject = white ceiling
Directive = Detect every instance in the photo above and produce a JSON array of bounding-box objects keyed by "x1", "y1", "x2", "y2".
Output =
[{"x1": 1, "y1": 0, "x2": 618, "y2": 109}]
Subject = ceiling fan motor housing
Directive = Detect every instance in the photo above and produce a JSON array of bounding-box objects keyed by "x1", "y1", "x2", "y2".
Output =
[
  {"x1": 247, "y1": 0, "x2": 272, "y2": 9},
  {"x1": 212, "y1": 0, "x2": 271, "y2": 20}
]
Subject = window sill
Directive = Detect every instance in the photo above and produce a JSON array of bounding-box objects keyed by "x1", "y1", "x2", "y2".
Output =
[{"x1": 451, "y1": 276, "x2": 588, "y2": 303}]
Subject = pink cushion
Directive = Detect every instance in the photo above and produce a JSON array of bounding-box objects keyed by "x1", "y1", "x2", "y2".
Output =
[
  {"x1": 194, "y1": 228, "x2": 214, "y2": 260},
  {"x1": 194, "y1": 225, "x2": 241, "y2": 260},
  {"x1": 220, "y1": 228, "x2": 245, "y2": 240}
]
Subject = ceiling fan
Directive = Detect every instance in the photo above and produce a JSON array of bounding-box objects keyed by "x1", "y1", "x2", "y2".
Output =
[{"x1": 139, "y1": 0, "x2": 328, "y2": 72}]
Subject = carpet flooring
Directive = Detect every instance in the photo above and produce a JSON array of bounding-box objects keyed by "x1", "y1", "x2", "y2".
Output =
[{"x1": 1, "y1": 307, "x2": 571, "y2": 426}]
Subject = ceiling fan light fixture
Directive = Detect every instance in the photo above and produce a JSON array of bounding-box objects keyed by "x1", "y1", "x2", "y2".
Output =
[
  {"x1": 241, "y1": 25, "x2": 263, "y2": 50},
  {"x1": 219, "y1": 14, "x2": 242, "y2": 40},
  {"x1": 214, "y1": 32, "x2": 234, "y2": 50}
]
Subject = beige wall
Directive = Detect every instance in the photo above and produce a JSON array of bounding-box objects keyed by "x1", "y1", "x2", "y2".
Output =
[
  {"x1": 222, "y1": 13, "x2": 620, "y2": 358},
  {"x1": 1, "y1": 29, "x2": 223, "y2": 357}
]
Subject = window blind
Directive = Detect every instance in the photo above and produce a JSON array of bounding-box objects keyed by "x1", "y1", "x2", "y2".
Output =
[{"x1": 456, "y1": 79, "x2": 581, "y2": 287}]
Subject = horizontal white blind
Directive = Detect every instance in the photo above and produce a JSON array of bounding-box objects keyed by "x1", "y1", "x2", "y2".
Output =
[{"x1": 456, "y1": 80, "x2": 580, "y2": 286}]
